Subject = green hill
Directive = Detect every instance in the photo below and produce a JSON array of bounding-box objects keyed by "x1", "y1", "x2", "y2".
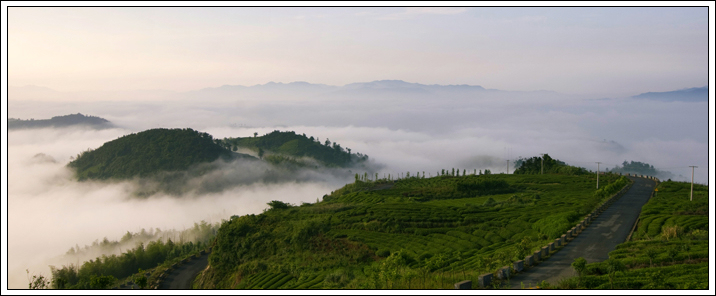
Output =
[
  {"x1": 221, "y1": 130, "x2": 367, "y2": 168},
  {"x1": 195, "y1": 171, "x2": 628, "y2": 289},
  {"x1": 68, "y1": 128, "x2": 243, "y2": 180},
  {"x1": 8, "y1": 113, "x2": 113, "y2": 129}
]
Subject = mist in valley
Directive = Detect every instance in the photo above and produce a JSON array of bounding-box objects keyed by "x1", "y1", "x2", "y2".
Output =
[{"x1": 5, "y1": 79, "x2": 710, "y2": 289}]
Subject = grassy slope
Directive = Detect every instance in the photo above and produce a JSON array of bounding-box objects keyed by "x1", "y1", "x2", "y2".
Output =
[
  {"x1": 554, "y1": 181, "x2": 709, "y2": 289},
  {"x1": 197, "y1": 172, "x2": 625, "y2": 289}
]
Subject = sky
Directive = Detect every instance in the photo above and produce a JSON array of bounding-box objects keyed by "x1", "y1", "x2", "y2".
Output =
[{"x1": 6, "y1": 5, "x2": 710, "y2": 97}]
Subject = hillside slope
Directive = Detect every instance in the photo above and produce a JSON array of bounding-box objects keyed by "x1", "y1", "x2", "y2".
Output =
[
  {"x1": 68, "y1": 128, "x2": 245, "y2": 180},
  {"x1": 196, "y1": 172, "x2": 627, "y2": 289},
  {"x1": 222, "y1": 130, "x2": 368, "y2": 168}
]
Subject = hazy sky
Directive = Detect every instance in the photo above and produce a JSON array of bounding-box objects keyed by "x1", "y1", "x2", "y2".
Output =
[{"x1": 7, "y1": 6, "x2": 709, "y2": 97}]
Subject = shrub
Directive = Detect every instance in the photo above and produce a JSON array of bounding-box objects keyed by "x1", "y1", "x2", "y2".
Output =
[{"x1": 376, "y1": 249, "x2": 391, "y2": 258}]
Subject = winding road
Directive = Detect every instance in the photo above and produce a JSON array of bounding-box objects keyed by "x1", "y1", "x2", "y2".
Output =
[{"x1": 507, "y1": 176, "x2": 656, "y2": 288}]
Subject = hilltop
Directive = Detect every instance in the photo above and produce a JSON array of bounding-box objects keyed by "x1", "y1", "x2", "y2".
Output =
[
  {"x1": 221, "y1": 130, "x2": 368, "y2": 168},
  {"x1": 8, "y1": 113, "x2": 113, "y2": 130},
  {"x1": 68, "y1": 128, "x2": 246, "y2": 181}
]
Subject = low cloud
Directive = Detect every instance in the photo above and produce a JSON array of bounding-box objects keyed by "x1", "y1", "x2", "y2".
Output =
[{"x1": 6, "y1": 82, "x2": 708, "y2": 288}]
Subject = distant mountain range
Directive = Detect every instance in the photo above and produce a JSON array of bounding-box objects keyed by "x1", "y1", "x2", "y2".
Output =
[
  {"x1": 8, "y1": 113, "x2": 114, "y2": 130},
  {"x1": 632, "y1": 86, "x2": 708, "y2": 102}
]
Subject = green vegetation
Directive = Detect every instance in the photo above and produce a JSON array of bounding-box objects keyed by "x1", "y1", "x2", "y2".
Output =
[
  {"x1": 68, "y1": 128, "x2": 242, "y2": 180},
  {"x1": 512, "y1": 154, "x2": 589, "y2": 175},
  {"x1": 221, "y1": 130, "x2": 367, "y2": 168},
  {"x1": 196, "y1": 170, "x2": 626, "y2": 289},
  {"x1": 49, "y1": 222, "x2": 218, "y2": 289},
  {"x1": 557, "y1": 181, "x2": 708, "y2": 289}
]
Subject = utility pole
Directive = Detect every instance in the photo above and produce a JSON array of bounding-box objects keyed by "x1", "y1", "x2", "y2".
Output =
[
  {"x1": 689, "y1": 166, "x2": 697, "y2": 201},
  {"x1": 540, "y1": 154, "x2": 545, "y2": 174},
  {"x1": 595, "y1": 162, "x2": 601, "y2": 189},
  {"x1": 506, "y1": 160, "x2": 509, "y2": 174}
]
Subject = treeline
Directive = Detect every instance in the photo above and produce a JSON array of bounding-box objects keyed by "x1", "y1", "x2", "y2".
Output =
[
  {"x1": 68, "y1": 128, "x2": 234, "y2": 180},
  {"x1": 608, "y1": 160, "x2": 673, "y2": 179},
  {"x1": 49, "y1": 221, "x2": 218, "y2": 289},
  {"x1": 221, "y1": 130, "x2": 367, "y2": 168},
  {"x1": 513, "y1": 154, "x2": 589, "y2": 175}
]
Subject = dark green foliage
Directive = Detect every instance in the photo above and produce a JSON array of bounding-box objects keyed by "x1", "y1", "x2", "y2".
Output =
[
  {"x1": 267, "y1": 200, "x2": 292, "y2": 210},
  {"x1": 376, "y1": 249, "x2": 391, "y2": 257},
  {"x1": 513, "y1": 154, "x2": 588, "y2": 175},
  {"x1": 222, "y1": 130, "x2": 367, "y2": 168},
  {"x1": 89, "y1": 274, "x2": 116, "y2": 289},
  {"x1": 68, "y1": 128, "x2": 235, "y2": 180},
  {"x1": 8, "y1": 113, "x2": 112, "y2": 130}
]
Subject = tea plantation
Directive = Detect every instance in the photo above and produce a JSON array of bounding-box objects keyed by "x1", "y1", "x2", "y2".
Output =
[
  {"x1": 555, "y1": 181, "x2": 709, "y2": 289},
  {"x1": 196, "y1": 172, "x2": 630, "y2": 289}
]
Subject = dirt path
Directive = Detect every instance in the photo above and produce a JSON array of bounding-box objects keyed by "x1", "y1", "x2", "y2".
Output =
[
  {"x1": 507, "y1": 176, "x2": 656, "y2": 288},
  {"x1": 158, "y1": 252, "x2": 210, "y2": 289}
]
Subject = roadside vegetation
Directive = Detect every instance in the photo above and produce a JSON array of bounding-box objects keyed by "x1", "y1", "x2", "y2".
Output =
[{"x1": 556, "y1": 181, "x2": 708, "y2": 289}]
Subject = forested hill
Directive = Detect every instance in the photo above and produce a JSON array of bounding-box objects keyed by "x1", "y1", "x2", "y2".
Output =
[
  {"x1": 8, "y1": 113, "x2": 113, "y2": 129},
  {"x1": 68, "y1": 128, "x2": 247, "y2": 180},
  {"x1": 221, "y1": 130, "x2": 368, "y2": 168}
]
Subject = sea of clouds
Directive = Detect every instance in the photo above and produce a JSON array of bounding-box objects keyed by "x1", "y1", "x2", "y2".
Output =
[{"x1": 5, "y1": 83, "x2": 709, "y2": 288}]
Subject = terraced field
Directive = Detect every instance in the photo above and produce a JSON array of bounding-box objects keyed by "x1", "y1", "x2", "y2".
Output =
[{"x1": 197, "y1": 172, "x2": 629, "y2": 289}]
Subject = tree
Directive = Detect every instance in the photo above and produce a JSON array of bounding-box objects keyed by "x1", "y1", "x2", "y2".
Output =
[
  {"x1": 571, "y1": 257, "x2": 587, "y2": 287},
  {"x1": 254, "y1": 132, "x2": 258, "y2": 137},
  {"x1": 90, "y1": 274, "x2": 116, "y2": 289},
  {"x1": 258, "y1": 147, "x2": 264, "y2": 159},
  {"x1": 267, "y1": 200, "x2": 291, "y2": 210},
  {"x1": 27, "y1": 269, "x2": 49, "y2": 289},
  {"x1": 133, "y1": 269, "x2": 148, "y2": 289}
]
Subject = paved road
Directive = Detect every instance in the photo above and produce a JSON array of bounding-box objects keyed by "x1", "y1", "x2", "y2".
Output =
[
  {"x1": 508, "y1": 176, "x2": 656, "y2": 288},
  {"x1": 159, "y1": 252, "x2": 210, "y2": 289}
]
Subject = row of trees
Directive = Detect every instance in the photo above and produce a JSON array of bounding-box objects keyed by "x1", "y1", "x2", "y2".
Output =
[
  {"x1": 512, "y1": 154, "x2": 588, "y2": 175},
  {"x1": 353, "y1": 168, "x2": 495, "y2": 183}
]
